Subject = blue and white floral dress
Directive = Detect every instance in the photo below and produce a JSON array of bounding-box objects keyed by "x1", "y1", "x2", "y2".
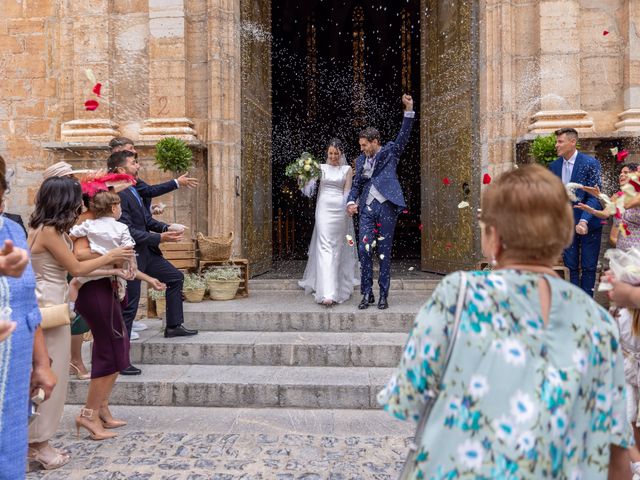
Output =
[{"x1": 379, "y1": 270, "x2": 630, "y2": 479}]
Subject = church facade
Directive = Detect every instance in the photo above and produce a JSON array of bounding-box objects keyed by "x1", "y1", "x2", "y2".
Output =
[{"x1": 1, "y1": 0, "x2": 638, "y2": 274}]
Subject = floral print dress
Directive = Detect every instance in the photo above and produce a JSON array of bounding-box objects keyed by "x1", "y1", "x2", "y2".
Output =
[{"x1": 379, "y1": 270, "x2": 630, "y2": 479}]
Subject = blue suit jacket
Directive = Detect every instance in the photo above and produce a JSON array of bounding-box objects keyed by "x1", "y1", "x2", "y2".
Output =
[
  {"x1": 548, "y1": 152, "x2": 603, "y2": 231},
  {"x1": 347, "y1": 114, "x2": 414, "y2": 211},
  {"x1": 135, "y1": 178, "x2": 177, "y2": 212},
  {"x1": 118, "y1": 187, "x2": 169, "y2": 256}
]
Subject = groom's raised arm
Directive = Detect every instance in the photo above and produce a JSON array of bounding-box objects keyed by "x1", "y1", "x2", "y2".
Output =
[{"x1": 392, "y1": 94, "x2": 415, "y2": 157}]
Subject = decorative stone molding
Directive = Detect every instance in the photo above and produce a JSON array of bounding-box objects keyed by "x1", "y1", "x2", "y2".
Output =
[
  {"x1": 138, "y1": 118, "x2": 198, "y2": 141},
  {"x1": 615, "y1": 109, "x2": 640, "y2": 133},
  {"x1": 528, "y1": 110, "x2": 594, "y2": 134},
  {"x1": 60, "y1": 119, "x2": 120, "y2": 143}
]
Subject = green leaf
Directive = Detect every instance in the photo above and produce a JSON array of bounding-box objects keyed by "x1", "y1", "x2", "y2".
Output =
[
  {"x1": 530, "y1": 134, "x2": 557, "y2": 167},
  {"x1": 154, "y1": 137, "x2": 193, "y2": 173}
]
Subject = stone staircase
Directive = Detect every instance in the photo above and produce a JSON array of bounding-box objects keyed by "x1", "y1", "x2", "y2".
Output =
[{"x1": 68, "y1": 278, "x2": 439, "y2": 409}]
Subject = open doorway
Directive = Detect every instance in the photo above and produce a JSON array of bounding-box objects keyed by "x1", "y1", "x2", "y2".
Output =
[{"x1": 271, "y1": 0, "x2": 422, "y2": 265}]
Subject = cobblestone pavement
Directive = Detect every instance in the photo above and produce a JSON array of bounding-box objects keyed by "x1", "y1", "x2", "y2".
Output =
[{"x1": 26, "y1": 407, "x2": 411, "y2": 479}]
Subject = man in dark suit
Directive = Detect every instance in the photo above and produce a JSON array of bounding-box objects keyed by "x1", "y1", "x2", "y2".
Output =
[
  {"x1": 548, "y1": 127, "x2": 603, "y2": 296},
  {"x1": 108, "y1": 151, "x2": 198, "y2": 376},
  {"x1": 347, "y1": 94, "x2": 415, "y2": 310}
]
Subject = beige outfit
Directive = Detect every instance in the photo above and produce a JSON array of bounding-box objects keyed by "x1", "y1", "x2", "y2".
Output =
[{"x1": 28, "y1": 232, "x2": 71, "y2": 443}]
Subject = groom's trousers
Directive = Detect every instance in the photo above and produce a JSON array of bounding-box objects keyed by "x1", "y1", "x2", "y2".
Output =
[{"x1": 358, "y1": 198, "x2": 398, "y2": 297}]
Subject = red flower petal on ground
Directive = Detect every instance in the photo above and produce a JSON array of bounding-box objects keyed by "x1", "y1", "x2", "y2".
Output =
[
  {"x1": 482, "y1": 173, "x2": 492, "y2": 185},
  {"x1": 617, "y1": 150, "x2": 629, "y2": 163},
  {"x1": 603, "y1": 30, "x2": 609, "y2": 36},
  {"x1": 92, "y1": 82, "x2": 102, "y2": 96},
  {"x1": 442, "y1": 177, "x2": 451, "y2": 186},
  {"x1": 84, "y1": 100, "x2": 99, "y2": 111}
]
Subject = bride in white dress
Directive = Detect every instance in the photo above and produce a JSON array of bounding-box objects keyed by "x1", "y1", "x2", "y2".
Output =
[{"x1": 299, "y1": 139, "x2": 360, "y2": 305}]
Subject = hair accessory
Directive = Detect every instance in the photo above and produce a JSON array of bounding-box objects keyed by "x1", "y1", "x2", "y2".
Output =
[{"x1": 81, "y1": 173, "x2": 136, "y2": 198}]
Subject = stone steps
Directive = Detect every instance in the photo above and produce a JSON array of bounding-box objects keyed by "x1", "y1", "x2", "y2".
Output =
[
  {"x1": 68, "y1": 365, "x2": 394, "y2": 409},
  {"x1": 249, "y1": 277, "x2": 440, "y2": 291},
  {"x1": 183, "y1": 290, "x2": 428, "y2": 332},
  {"x1": 129, "y1": 329, "x2": 405, "y2": 367}
]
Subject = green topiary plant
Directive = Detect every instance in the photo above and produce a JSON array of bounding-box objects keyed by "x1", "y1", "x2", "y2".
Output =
[
  {"x1": 154, "y1": 137, "x2": 193, "y2": 222},
  {"x1": 530, "y1": 134, "x2": 558, "y2": 167}
]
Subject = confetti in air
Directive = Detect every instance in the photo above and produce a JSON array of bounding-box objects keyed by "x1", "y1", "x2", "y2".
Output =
[
  {"x1": 458, "y1": 201, "x2": 470, "y2": 209},
  {"x1": 442, "y1": 177, "x2": 451, "y2": 186},
  {"x1": 617, "y1": 150, "x2": 629, "y2": 163},
  {"x1": 603, "y1": 30, "x2": 609, "y2": 36},
  {"x1": 482, "y1": 173, "x2": 492, "y2": 185},
  {"x1": 92, "y1": 83, "x2": 102, "y2": 97},
  {"x1": 84, "y1": 100, "x2": 99, "y2": 111}
]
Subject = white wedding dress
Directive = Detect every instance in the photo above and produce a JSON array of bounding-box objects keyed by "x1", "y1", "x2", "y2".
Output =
[{"x1": 299, "y1": 164, "x2": 360, "y2": 303}]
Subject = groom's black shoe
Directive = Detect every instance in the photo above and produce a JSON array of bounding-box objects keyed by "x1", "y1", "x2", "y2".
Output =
[
  {"x1": 378, "y1": 295, "x2": 389, "y2": 310},
  {"x1": 358, "y1": 293, "x2": 375, "y2": 310}
]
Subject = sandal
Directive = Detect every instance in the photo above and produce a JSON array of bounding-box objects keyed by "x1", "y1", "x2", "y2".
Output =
[
  {"x1": 69, "y1": 362, "x2": 90, "y2": 380},
  {"x1": 27, "y1": 446, "x2": 70, "y2": 471}
]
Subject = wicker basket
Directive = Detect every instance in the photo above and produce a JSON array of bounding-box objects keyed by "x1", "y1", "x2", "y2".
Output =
[
  {"x1": 184, "y1": 288, "x2": 206, "y2": 303},
  {"x1": 198, "y1": 232, "x2": 233, "y2": 262},
  {"x1": 154, "y1": 297, "x2": 166, "y2": 316},
  {"x1": 207, "y1": 279, "x2": 240, "y2": 301}
]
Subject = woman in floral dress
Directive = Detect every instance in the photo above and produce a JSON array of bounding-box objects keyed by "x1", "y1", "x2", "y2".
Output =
[{"x1": 379, "y1": 165, "x2": 631, "y2": 479}]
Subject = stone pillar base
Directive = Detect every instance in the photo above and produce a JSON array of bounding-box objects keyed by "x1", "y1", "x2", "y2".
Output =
[
  {"x1": 615, "y1": 109, "x2": 640, "y2": 133},
  {"x1": 527, "y1": 110, "x2": 594, "y2": 134},
  {"x1": 60, "y1": 119, "x2": 120, "y2": 142},
  {"x1": 138, "y1": 118, "x2": 198, "y2": 141}
]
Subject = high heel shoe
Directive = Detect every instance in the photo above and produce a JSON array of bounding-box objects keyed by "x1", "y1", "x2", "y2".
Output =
[
  {"x1": 99, "y1": 406, "x2": 127, "y2": 429},
  {"x1": 27, "y1": 446, "x2": 70, "y2": 471},
  {"x1": 75, "y1": 408, "x2": 117, "y2": 440},
  {"x1": 69, "y1": 362, "x2": 90, "y2": 380}
]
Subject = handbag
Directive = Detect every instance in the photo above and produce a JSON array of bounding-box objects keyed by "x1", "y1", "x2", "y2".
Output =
[
  {"x1": 399, "y1": 272, "x2": 467, "y2": 480},
  {"x1": 39, "y1": 304, "x2": 71, "y2": 330}
]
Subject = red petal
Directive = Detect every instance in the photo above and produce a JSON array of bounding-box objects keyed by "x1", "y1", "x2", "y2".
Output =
[
  {"x1": 92, "y1": 82, "x2": 102, "y2": 96},
  {"x1": 617, "y1": 150, "x2": 629, "y2": 163},
  {"x1": 603, "y1": 30, "x2": 609, "y2": 36},
  {"x1": 418, "y1": 224, "x2": 423, "y2": 230},
  {"x1": 376, "y1": 223, "x2": 382, "y2": 227},
  {"x1": 445, "y1": 242, "x2": 452, "y2": 250},
  {"x1": 482, "y1": 173, "x2": 492, "y2": 185},
  {"x1": 402, "y1": 209, "x2": 408, "y2": 214},
  {"x1": 442, "y1": 177, "x2": 451, "y2": 186},
  {"x1": 84, "y1": 99, "x2": 99, "y2": 111}
]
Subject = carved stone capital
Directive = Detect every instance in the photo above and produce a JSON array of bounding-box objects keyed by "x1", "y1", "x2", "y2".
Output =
[
  {"x1": 60, "y1": 119, "x2": 120, "y2": 143},
  {"x1": 527, "y1": 110, "x2": 594, "y2": 134},
  {"x1": 138, "y1": 117, "x2": 198, "y2": 141},
  {"x1": 615, "y1": 109, "x2": 640, "y2": 133}
]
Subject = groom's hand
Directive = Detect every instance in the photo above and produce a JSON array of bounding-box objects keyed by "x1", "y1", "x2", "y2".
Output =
[
  {"x1": 402, "y1": 94, "x2": 413, "y2": 111},
  {"x1": 347, "y1": 204, "x2": 358, "y2": 217}
]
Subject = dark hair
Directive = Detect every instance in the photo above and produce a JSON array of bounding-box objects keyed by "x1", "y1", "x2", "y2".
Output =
[
  {"x1": 29, "y1": 177, "x2": 83, "y2": 233},
  {"x1": 554, "y1": 128, "x2": 578, "y2": 141},
  {"x1": 90, "y1": 190, "x2": 120, "y2": 218},
  {"x1": 109, "y1": 137, "x2": 135, "y2": 152},
  {"x1": 358, "y1": 127, "x2": 381, "y2": 142},
  {"x1": 107, "y1": 150, "x2": 136, "y2": 172},
  {"x1": 0, "y1": 154, "x2": 5, "y2": 176},
  {"x1": 620, "y1": 163, "x2": 640, "y2": 174},
  {"x1": 327, "y1": 138, "x2": 344, "y2": 153}
]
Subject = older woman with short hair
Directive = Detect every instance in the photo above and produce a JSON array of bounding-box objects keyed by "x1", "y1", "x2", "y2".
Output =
[{"x1": 380, "y1": 165, "x2": 631, "y2": 479}]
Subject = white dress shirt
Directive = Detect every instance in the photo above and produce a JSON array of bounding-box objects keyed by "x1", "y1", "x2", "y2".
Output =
[{"x1": 561, "y1": 150, "x2": 578, "y2": 185}]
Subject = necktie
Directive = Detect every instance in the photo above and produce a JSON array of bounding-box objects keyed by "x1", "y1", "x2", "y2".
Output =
[
  {"x1": 129, "y1": 187, "x2": 143, "y2": 208},
  {"x1": 562, "y1": 161, "x2": 571, "y2": 184}
]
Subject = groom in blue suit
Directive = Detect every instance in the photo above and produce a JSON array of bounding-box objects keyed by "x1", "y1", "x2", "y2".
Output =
[
  {"x1": 548, "y1": 127, "x2": 603, "y2": 296},
  {"x1": 347, "y1": 94, "x2": 415, "y2": 309}
]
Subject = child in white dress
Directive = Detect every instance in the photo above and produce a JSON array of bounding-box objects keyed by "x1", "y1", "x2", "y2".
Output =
[{"x1": 69, "y1": 190, "x2": 135, "y2": 302}]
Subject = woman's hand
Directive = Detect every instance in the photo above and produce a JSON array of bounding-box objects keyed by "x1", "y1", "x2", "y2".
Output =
[
  {"x1": 114, "y1": 268, "x2": 136, "y2": 281},
  {"x1": 148, "y1": 278, "x2": 166, "y2": 291},
  {"x1": 580, "y1": 185, "x2": 601, "y2": 198},
  {"x1": 574, "y1": 203, "x2": 596, "y2": 215},
  {"x1": 108, "y1": 246, "x2": 135, "y2": 263},
  {"x1": 607, "y1": 276, "x2": 640, "y2": 308},
  {"x1": 30, "y1": 363, "x2": 57, "y2": 401},
  {"x1": 0, "y1": 320, "x2": 16, "y2": 343}
]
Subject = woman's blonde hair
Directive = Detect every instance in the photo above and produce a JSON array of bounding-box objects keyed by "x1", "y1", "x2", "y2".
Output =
[
  {"x1": 90, "y1": 190, "x2": 120, "y2": 218},
  {"x1": 481, "y1": 164, "x2": 574, "y2": 264}
]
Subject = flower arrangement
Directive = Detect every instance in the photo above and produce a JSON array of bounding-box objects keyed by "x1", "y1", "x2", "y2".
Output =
[
  {"x1": 183, "y1": 273, "x2": 206, "y2": 291},
  {"x1": 203, "y1": 266, "x2": 242, "y2": 282},
  {"x1": 285, "y1": 152, "x2": 320, "y2": 191},
  {"x1": 148, "y1": 288, "x2": 165, "y2": 300},
  {"x1": 530, "y1": 134, "x2": 557, "y2": 166}
]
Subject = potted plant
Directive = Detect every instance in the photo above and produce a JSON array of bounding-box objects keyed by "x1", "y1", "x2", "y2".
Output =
[
  {"x1": 203, "y1": 266, "x2": 241, "y2": 301},
  {"x1": 154, "y1": 137, "x2": 194, "y2": 223},
  {"x1": 149, "y1": 288, "x2": 166, "y2": 317},
  {"x1": 530, "y1": 133, "x2": 558, "y2": 167},
  {"x1": 183, "y1": 273, "x2": 207, "y2": 303}
]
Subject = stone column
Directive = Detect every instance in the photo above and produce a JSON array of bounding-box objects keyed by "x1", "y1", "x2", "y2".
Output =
[
  {"x1": 615, "y1": 0, "x2": 640, "y2": 132},
  {"x1": 206, "y1": 0, "x2": 242, "y2": 245},
  {"x1": 528, "y1": 0, "x2": 594, "y2": 133},
  {"x1": 60, "y1": 1, "x2": 119, "y2": 142},
  {"x1": 139, "y1": 0, "x2": 197, "y2": 140}
]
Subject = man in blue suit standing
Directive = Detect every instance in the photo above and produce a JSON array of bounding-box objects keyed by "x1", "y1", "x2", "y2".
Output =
[
  {"x1": 548, "y1": 127, "x2": 603, "y2": 296},
  {"x1": 347, "y1": 94, "x2": 415, "y2": 310}
]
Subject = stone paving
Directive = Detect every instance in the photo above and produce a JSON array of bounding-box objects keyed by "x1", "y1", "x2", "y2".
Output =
[{"x1": 26, "y1": 406, "x2": 412, "y2": 479}]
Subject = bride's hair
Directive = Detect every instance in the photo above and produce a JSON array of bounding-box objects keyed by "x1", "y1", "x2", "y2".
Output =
[{"x1": 327, "y1": 138, "x2": 347, "y2": 166}]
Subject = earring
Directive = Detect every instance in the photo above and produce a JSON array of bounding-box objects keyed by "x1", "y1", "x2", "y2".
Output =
[{"x1": 490, "y1": 256, "x2": 498, "y2": 268}]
